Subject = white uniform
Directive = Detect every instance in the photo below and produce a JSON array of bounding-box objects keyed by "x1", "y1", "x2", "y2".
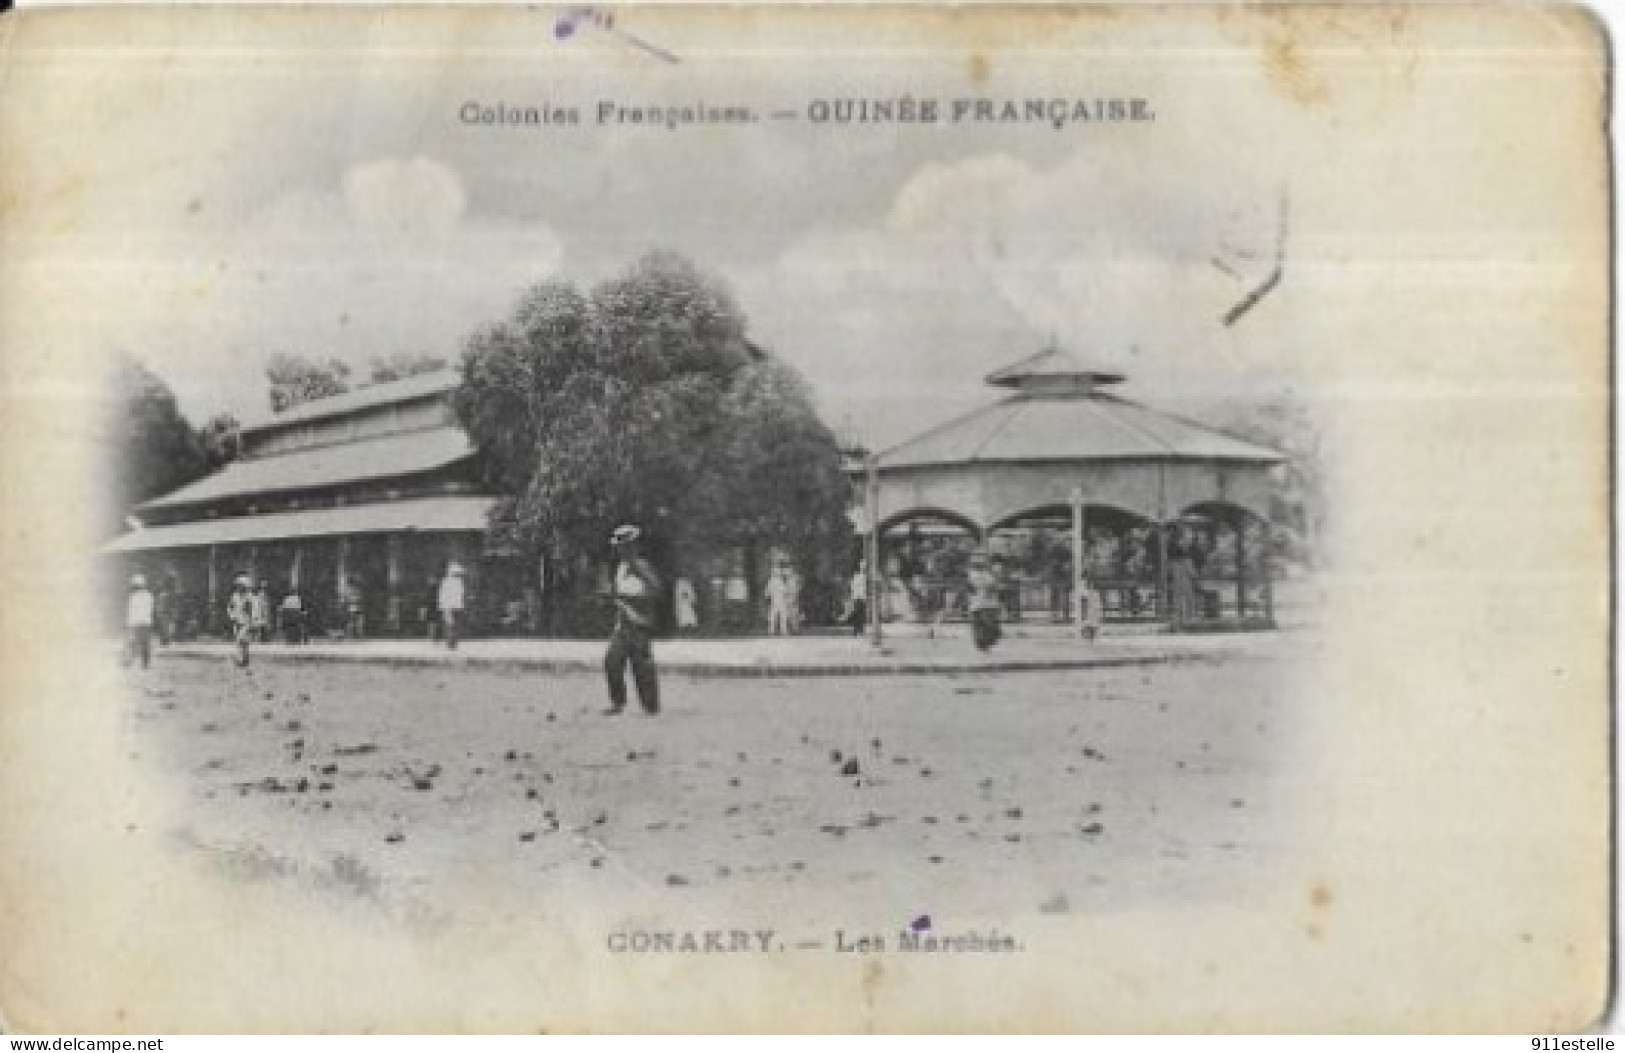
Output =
[{"x1": 126, "y1": 589, "x2": 155, "y2": 628}]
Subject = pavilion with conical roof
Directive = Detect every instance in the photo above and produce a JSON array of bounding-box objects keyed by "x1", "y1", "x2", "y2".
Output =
[{"x1": 866, "y1": 346, "x2": 1286, "y2": 628}]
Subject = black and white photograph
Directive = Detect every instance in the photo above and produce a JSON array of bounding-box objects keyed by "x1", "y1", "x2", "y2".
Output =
[{"x1": 0, "y1": 3, "x2": 1610, "y2": 1033}]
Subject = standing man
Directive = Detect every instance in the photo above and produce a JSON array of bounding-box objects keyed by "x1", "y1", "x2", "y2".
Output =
[
  {"x1": 437, "y1": 562, "x2": 466, "y2": 650},
  {"x1": 1168, "y1": 528, "x2": 1198, "y2": 628},
  {"x1": 766, "y1": 562, "x2": 792, "y2": 636},
  {"x1": 251, "y1": 579, "x2": 272, "y2": 643},
  {"x1": 844, "y1": 559, "x2": 869, "y2": 635},
  {"x1": 124, "y1": 573, "x2": 155, "y2": 669},
  {"x1": 227, "y1": 574, "x2": 253, "y2": 667},
  {"x1": 967, "y1": 552, "x2": 1003, "y2": 652},
  {"x1": 343, "y1": 575, "x2": 366, "y2": 640},
  {"x1": 604, "y1": 524, "x2": 661, "y2": 716}
]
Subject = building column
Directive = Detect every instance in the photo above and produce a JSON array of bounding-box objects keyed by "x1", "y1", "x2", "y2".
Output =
[
  {"x1": 290, "y1": 544, "x2": 304, "y2": 589},
  {"x1": 865, "y1": 455, "x2": 882, "y2": 648},
  {"x1": 1070, "y1": 488, "x2": 1085, "y2": 634},
  {"x1": 1262, "y1": 537, "x2": 1276, "y2": 627},
  {"x1": 206, "y1": 545, "x2": 219, "y2": 636},
  {"x1": 1155, "y1": 464, "x2": 1170, "y2": 623},
  {"x1": 1235, "y1": 517, "x2": 1248, "y2": 622},
  {"x1": 386, "y1": 535, "x2": 403, "y2": 633},
  {"x1": 1156, "y1": 524, "x2": 1170, "y2": 623}
]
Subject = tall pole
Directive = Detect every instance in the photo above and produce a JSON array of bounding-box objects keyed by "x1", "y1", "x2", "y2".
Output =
[
  {"x1": 1235, "y1": 516, "x2": 1247, "y2": 623},
  {"x1": 206, "y1": 544, "x2": 219, "y2": 637},
  {"x1": 1070, "y1": 487, "x2": 1085, "y2": 635},
  {"x1": 866, "y1": 454, "x2": 882, "y2": 648},
  {"x1": 1262, "y1": 529, "x2": 1276, "y2": 628},
  {"x1": 386, "y1": 534, "x2": 403, "y2": 633}
]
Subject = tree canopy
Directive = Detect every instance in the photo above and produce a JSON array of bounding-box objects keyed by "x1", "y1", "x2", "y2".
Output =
[
  {"x1": 266, "y1": 353, "x2": 352, "y2": 412},
  {"x1": 368, "y1": 352, "x2": 448, "y2": 384},
  {"x1": 195, "y1": 412, "x2": 242, "y2": 473},
  {"x1": 454, "y1": 252, "x2": 852, "y2": 582},
  {"x1": 1207, "y1": 391, "x2": 1326, "y2": 563},
  {"x1": 105, "y1": 353, "x2": 209, "y2": 531}
]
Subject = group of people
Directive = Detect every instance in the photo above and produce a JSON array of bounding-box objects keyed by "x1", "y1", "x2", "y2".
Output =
[
  {"x1": 123, "y1": 523, "x2": 1113, "y2": 713},
  {"x1": 122, "y1": 563, "x2": 472, "y2": 670},
  {"x1": 839, "y1": 551, "x2": 1105, "y2": 652}
]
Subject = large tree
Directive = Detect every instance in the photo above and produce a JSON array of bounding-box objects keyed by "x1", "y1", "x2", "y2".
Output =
[
  {"x1": 105, "y1": 352, "x2": 208, "y2": 529},
  {"x1": 455, "y1": 252, "x2": 852, "y2": 617}
]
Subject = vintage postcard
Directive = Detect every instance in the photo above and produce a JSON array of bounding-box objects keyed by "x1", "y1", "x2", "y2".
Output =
[{"x1": 0, "y1": 3, "x2": 1610, "y2": 1034}]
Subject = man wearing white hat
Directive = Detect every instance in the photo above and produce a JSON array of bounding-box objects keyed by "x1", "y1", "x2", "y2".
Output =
[
  {"x1": 438, "y1": 562, "x2": 467, "y2": 650},
  {"x1": 226, "y1": 574, "x2": 254, "y2": 667},
  {"x1": 604, "y1": 524, "x2": 662, "y2": 715},
  {"x1": 123, "y1": 573, "x2": 155, "y2": 669}
]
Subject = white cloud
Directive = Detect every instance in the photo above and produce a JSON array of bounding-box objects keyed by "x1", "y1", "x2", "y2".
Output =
[
  {"x1": 72, "y1": 156, "x2": 565, "y2": 421},
  {"x1": 740, "y1": 143, "x2": 1293, "y2": 449},
  {"x1": 342, "y1": 157, "x2": 469, "y2": 240}
]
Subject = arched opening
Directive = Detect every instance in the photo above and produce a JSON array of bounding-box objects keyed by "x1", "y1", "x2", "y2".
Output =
[
  {"x1": 875, "y1": 509, "x2": 982, "y2": 624},
  {"x1": 1169, "y1": 501, "x2": 1275, "y2": 629},
  {"x1": 985, "y1": 503, "x2": 1163, "y2": 625}
]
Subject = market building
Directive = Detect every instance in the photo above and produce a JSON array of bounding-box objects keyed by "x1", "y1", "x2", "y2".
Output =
[
  {"x1": 103, "y1": 370, "x2": 514, "y2": 640},
  {"x1": 861, "y1": 346, "x2": 1288, "y2": 629}
]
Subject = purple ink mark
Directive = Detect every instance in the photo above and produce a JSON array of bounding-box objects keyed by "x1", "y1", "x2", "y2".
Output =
[
  {"x1": 552, "y1": 5, "x2": 678, "y2": 64},
  {"x1": 909, "y1": 914, "x2": 932, "y2": 932}
]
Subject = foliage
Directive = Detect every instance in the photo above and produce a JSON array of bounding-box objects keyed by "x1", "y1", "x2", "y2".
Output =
[
  {"x1": 368, "y1": 352, "x2": 448, "y2": 384},
  {"x1": 454, "y1": 252, "x2": 853, "y2": 603},
  {"x1": 195, "y1": 412, "x2": 242, "y2": 472},
  {"x1": 266, "y1": 353, "x2": 352, "y2": 412},
  {"x1": 1208, "y1": 391, "x2": 1327, "y2": 563},
  {"x1": 106, "y1": 352, "x2": 208, "y2": 529}
]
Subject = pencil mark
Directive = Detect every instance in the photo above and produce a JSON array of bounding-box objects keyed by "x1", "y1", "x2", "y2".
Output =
[{"x1": 1223, "y1": 190, "x2": 1290, "y2": 327}]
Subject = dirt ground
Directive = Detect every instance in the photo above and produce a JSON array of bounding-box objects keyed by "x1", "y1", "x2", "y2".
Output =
[{"x1": 120, "y1": 646, "x2": 1306, "y2": 934}]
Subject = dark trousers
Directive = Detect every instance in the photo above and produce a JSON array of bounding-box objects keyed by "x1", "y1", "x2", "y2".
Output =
[
  {"x1": 442, "y1": 609, "x2": 461, "y2": 649},
  {"x1": 124, "y1": 626, "x2": 152, "y2": 669},
  {"x1": 604, "y1": 623, "x2": 660, "y2": 713},
  {"x1": 847, "y1": 598, "x2": 867, "y2": 636}
]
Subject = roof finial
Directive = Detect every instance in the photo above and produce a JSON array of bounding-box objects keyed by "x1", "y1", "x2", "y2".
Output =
[{"x1": 984, "y1": 344, "x2": 1126, "y2": 393}]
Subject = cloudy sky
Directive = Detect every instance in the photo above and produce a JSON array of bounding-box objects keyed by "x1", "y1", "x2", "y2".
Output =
[{"x1": 6, "y1": 7, "x2": 1478, "y2": 449}]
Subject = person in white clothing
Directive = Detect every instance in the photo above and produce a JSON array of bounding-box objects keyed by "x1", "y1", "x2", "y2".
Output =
[
  {"x1": 1077, "y1": 570, "x2": 1103, "y2": 641},
  {"x1": 765, "y1": 564, "x2": 794, "y2": 635},
  {"x1": 438, "y1": 563, "x2": 467, "y2": 650},
  {"x1": 124, "y1": 573, "x2": 155, "y2": 669},
  {"x1": 674, "y1": 577, "x2": 699, "y2": 633},
  {"x1": 226, "y1": 574, "x2": 253, "y2": 668}
]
